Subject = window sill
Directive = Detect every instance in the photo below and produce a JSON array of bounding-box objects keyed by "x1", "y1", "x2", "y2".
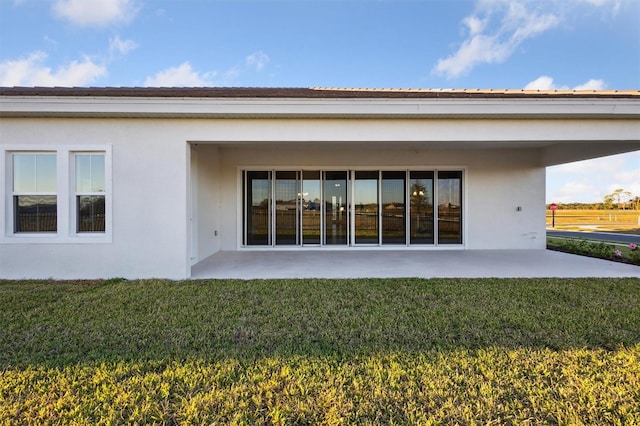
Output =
[{"x1": 1, "y1": 234, "x2": 112, "y2": 244}]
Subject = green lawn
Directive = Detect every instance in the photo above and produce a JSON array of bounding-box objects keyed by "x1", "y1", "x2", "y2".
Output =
[{"x1": 1, "y1": 278, "x2": 639, "y2": 424}]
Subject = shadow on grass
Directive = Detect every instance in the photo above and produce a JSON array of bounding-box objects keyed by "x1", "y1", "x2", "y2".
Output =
[{"x1": 1, "y1": 278, "x2": 639, "y2": 368}]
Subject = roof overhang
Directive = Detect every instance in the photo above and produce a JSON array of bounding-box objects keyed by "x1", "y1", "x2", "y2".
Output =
[
  {"x1": 1, "y1": 87, "x2": 639, "y2": 119},
  {"x1": 1, "y1": 87, "x2": 638, "y2": 167}
]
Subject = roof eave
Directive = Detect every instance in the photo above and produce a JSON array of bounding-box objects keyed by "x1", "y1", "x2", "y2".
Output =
[{"x1": 1, "y1": 95, "x2": 639, "y2": 119}]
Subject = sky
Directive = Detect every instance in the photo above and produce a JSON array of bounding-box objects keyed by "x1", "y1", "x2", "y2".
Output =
[{"x1": 0, "y1": 0, "x2": 638, "y2": 204}]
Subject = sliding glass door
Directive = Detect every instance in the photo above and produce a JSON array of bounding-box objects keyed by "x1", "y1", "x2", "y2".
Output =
[
  {"x1": 354, "y1": 171, "x2": 378, "y2": 244},
  {"x1": 409, "y1": 171, "x2": 434, "y2": 244},
  {"x1": 244, "y1": 171, "x2": 271, "y2": 245},
  {"x1": 381, "y1": 171, "x2": 406, "y2": 244},
  {"x1": 302, "y1": 171, "x2": 321, "y2": 245},
  {"x1": 324, "y1": 171, "x2": 348, "y2": 245},
  {"x1": 275, "y1": 171, "x2": 299, "y2": 245},
  {"x1": 243, "y1": 169, "x2": 461, "y2": 247}
]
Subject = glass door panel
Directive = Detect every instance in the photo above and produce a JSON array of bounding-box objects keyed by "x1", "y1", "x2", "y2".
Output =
[
  {"x1": 410, "y1": 171, "x2": 434, "y2": 244},
  {"x1": 302, "y1": 171, "x2": 321, "y2": 245},
  {"x1": 438, "y1": 171, "x2": 462, "y2": 244},
  {"x1": 324, "y1": 171, "x2": 348, "y2": 245},
  {"x1": 245, "y1": 171, "x2": 271, "y2": 245},
  {"x1": 354, "y1": 171, "x2": 379, "y2": 244},
  {"x1": 275, "y1": 171, "x2": 299, "y2": 245},
  {"x1": 381, "y1": 171, "x2": 406, "y2": 244}
]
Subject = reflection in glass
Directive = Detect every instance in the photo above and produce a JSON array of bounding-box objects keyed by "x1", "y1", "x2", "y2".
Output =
[
  {"x1": 275, "y1": 171, "x2": 299, "y2": 245},
  {"x1": 410, "y1": 171, "x2": 434, "y2": 244},
  {"x1": 13, "y1": 153, "x2": 56, "y2": 193},
  {"x1": 77, "y1": 195, "x2": 105, "y2": 232},
  {"x1": 354, "y1": 171, "x2": 379, "y2": 244},
  {"x1": 382, "y1": 171, "x2": 406, "y2": 244},
  {"x1": 245, "y1": 171, "x2": 271, "y2": 245},
  {"x1": 324, "y1": 171, "x2": 348, "y2": 245},
  {"x1": 14, "y1": 195, "x2": 57, "y2": 232},
  {"x1": 76, "y1": 154, "x2": 105, "y2": 192},
  {"x1": 302, "y1": 171, "x2": 321, "y2": 245},
  {"x1": 438, "y1": 171, "x2": 462, "y2": 244}
]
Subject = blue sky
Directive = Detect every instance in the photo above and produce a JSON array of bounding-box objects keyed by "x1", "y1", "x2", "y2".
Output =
[{"x1": 1, "y1": 0, "x2": 638, "y2": 203}]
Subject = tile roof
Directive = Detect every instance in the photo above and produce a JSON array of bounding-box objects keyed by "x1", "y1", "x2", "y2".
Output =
[{"x1": 1, "y1": 86, "x2": 639, "y2": 99}]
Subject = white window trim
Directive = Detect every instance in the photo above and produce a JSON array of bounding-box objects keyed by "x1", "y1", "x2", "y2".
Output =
[{"x1": 1, "y1": 145, "x2": 112, "y2": 244}]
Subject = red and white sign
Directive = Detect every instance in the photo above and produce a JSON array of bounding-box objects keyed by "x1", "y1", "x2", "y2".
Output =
[{"x1": 550, "y1": 203, "x2": 558, "y2": 211}]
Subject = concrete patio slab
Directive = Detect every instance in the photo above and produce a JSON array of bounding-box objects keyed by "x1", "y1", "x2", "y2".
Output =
[{"x1": 191, "y1": 250, "x2": 640, "y2": 279}]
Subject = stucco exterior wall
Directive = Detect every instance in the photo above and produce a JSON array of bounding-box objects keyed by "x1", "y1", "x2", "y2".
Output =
[
  {"x1": 203, "y1": 145, "x2": 546, "y2": 253},
  {"x1": 0, "y1": 116, "x2": 553, "y2": 279},
  {"x1": 1, "y1": 118, "x2": 190, "y2": 279}
]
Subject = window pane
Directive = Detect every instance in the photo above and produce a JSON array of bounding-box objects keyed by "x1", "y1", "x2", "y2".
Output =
[
  {"x1": 91, "y1": 155, "x2": 105, "y2": 192},
  {"x1": 382, "y1": 171, "x2": 406, "y2": 244},
  {"x1": 76, "y1": 154, "x2": 105, "y2": 192},
  {"x1": 302, "y1": 171, "x2": 321, "y2": 245},
  {"x1": 75, "y1": 155, "x2": 91, "y2": 192},
  {"x1": 275, "y1": 171, "x2": 299, "y2": 245},
  {"x1": 13, "y1": 154, "x2": 36, "y2": 192},
  {"x1": 438, "y1": 171, "x2": 462, "y2": 244},
  {"x1": 354, "y1": 171, "x2": 379, "y2": 244},
  {"x1": 14, "y1": 195, "x2": 57, "y2": 232},
  {"x1": 36, "y1": 154, "x2": 57, "y2": 192},
  {"x1": 14, "y1": 153, "x2": 56, "y2": 193},
  {"x1": 410, "y1": 171, "x2": 434, "y2": 244},
  {"x1": 77, "y1": 195, "x2": 106, "y2": 232},
  {"x1": 324, "y1": 171, "x2": 348, "y2": 245},
  {"x1": 245, "y1": 171, "x2": 271, "y2": 245}
]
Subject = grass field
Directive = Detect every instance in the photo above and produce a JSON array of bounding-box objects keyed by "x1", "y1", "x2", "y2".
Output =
[
  {"x1": 547, "y1": 209, "x2": 640, "y2": 234},
  {"x1": 1, "y1": 278, "x2": 639, "y2": 424}
]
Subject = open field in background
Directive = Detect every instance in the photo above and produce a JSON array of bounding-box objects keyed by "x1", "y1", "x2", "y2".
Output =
[
  {"x1": 546, "y1": 209, "x2": 640, "y2": 234},
  {"x1": 1, "y1": 278, "x2": 639, "y2": 424}
]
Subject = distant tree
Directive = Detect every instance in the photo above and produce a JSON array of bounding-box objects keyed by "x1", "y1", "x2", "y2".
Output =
[{"x1": 604, "y1": 188, "x2": 632, "y2": 210}]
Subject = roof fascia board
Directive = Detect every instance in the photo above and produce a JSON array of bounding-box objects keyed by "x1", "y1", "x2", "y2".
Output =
[{"x1": 1, "y1": 96, "x2": 639, "y2": 119}]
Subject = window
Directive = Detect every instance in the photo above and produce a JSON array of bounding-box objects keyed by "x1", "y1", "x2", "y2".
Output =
[
  {"x1": 12, "y1": 153, "x2": 57, "y2": 233},
  {"x1": 75, "y1": 153, "x2": 106, "y2": 233},
  {"x1": 3, "y1": 146, "x2": 111, "y2": 243}
]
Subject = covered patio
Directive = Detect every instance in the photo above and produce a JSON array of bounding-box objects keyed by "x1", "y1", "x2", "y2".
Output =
[{"x1": 191, "y1": 249, "x2": 640, "y2": 279}]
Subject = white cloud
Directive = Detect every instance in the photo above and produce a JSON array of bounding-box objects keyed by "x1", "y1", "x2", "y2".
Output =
[
  {"x1": 577, "y1": 0, "x2": 622, "y2": 14},
  {"x1": 573, "y1": 79, "x2": 606, "y2": 90},
  {"x1": 524, "y1": 76, "x2": 606, "y2": 91},
  {"x1": 547, "y1": 152, "x2": 640, "y2": 203},
  {"x1": 463, "y1": 16, "x2": 486, "y2": 36},
  {"x1": 43, "y1": 35, "x2": 58, "y2": 47},
  {"x1": 109, "y1": 35, "x2": 138, "y2": 57},
  {"x1": 552, "y1": 181, "x2": 598, "y2": 204},
  {"x1": 52, "y1": 0, "x2": 138, "y2": 26},
  {"x1": 433, "y1": 1, "x2": 560, "y2": 79},
  {"x1": 434, "y1": 0, "x2": 627, "y2": 80},
  {"x1": 523, "y1": 75, "x2": 556, "y2": 90},
  {"x1": 550, "y1": 154, "x2": 625, "y2": 175},
  {"x1": 0, "y1": 51, "x2": 106, "y2": 86},
  {"x1": 144, "y1": 62, "x2": 215, "y2": 87},
  {"x1": 246, "y1": 51, "x2": 270, "y2": 71},
  {"x1": 611, "y1": 168, "x2": 640, "y2": 196},
  {"x1": 145, "y1": 51, "x2": 269, "y2": 87}
]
